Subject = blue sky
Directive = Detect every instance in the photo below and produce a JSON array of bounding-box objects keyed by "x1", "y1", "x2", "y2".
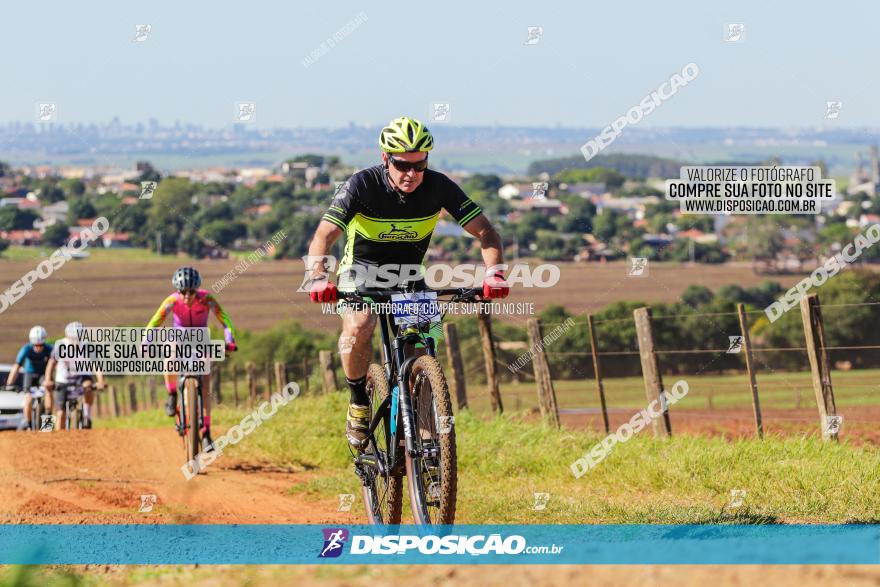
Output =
[{"x1": 2, "y1": 0, "x2": 876, "y2": 128}]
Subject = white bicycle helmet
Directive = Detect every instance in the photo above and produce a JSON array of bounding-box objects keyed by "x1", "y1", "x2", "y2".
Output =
[
  {"x1": 172, "y1": 267, "x2": 202, "y2": 291},
  {"x1": 29, "y1": 325, "x2": 47, "y2": 344},
  {"x1": 65, "y1": 321, "x2": 83, "y2": 340}
]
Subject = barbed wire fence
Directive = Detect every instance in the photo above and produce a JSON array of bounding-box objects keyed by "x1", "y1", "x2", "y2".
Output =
[
  {"x1": 95, "y1": 295, "x2": 879, "y2": 445},
  {"x1": 414, "y1": 294, "x2": 879, "y2": 442}
]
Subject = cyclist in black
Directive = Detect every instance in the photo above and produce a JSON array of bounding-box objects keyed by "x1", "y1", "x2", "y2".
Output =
[{"x1": 305, "y1": 116, "x2": 509, "y2": 448}]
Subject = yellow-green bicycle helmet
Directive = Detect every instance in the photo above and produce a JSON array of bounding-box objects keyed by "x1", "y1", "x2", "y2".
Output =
[{"x1": 379, "y1": 116, "x2": 434, "y2": 153}]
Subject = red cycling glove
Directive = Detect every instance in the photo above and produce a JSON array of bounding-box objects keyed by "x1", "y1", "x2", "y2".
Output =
[
  {"x1": 309, "y1": 278, "x2": 338, "y2": 303},
  {"x1": 482, "y1": 271, "x2": 510, "y2": 299}
]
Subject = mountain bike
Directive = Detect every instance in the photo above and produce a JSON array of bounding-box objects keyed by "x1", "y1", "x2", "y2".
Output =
[
  {"x1": 61, "y1": 383, "x2": 86, "y2": 430},
  {"x1": 27, "y1": 385, "x2": 47, "y2": 431},
  {"x1": 339, "y1": 286, "x2": 481, "y2": 526}
]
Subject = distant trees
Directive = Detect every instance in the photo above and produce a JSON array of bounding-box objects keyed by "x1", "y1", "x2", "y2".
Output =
[
  {"x1": 35, "y1": 181, "x2": 65, "y2": 204},
  {"x1": 745, "y1": 217, "x2": 784, "y2": 264},
  {"x1": 555, "y1": 167, "x2": 625, "y2": 189},
  {"x1": 200, "y1": 219, "x2": 246, "y2": 248},
  {"x1": 147, "y1": 177, "x2": 195, "y2": 253},
  {"x1": 43, "y1": 222, "x2": 70, "y2": 247},
  {"x1": 68, "y1": 196, "x2": 97, "y2": 223},
  {"x1": 59, "y1": 179, "x2": 86, "y2": 198},
  {"x1": 554, "y1": 196, "x2": 595, "y2": 233},
  {"x1": 0, "y1": 207, "x2": 39, "y2": 231},
  {"x1": 528, "y1": 153, "x2": 682, "y2": 179}
]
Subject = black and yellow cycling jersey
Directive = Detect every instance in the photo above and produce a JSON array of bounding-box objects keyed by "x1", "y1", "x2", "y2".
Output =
[{"x1": 321, "y1": 164, "x2": 483, "y2": 274}]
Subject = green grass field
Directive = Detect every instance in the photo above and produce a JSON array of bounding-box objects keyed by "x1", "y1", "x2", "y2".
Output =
[
  {"x1": 460, "y1": 368, "x2": 880, "y2": 413},
  {"x1": 100, "y1": 389, "x2": 880, "y2": 525}
]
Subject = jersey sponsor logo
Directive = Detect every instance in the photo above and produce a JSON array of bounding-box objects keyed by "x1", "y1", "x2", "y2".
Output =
[
  {"x1": 351, "y1": 212, "x2": 438, "y2": 243},
  {"x1": 378, "y1": 224, "x2": 420, "y2": 241}
]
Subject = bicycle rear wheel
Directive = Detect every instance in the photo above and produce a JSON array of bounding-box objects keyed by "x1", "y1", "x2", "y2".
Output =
[
  {"x1": 361, "y1": 363, "x2": 403, "y2": 524},
  {"x1": 405, "y1": 355, "x2": 457, "y2": 526},
  {"x1": 183, "y1": 378, "x2": 201, "y2": 469}
]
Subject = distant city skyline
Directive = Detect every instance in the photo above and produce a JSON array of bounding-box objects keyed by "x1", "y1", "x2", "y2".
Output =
[
  {"x1": 1, "y1": 121, "x2": 877, "y2": 175},
  {"x1": 2, "y1": 1, "x2": 878, "y2": 128}
]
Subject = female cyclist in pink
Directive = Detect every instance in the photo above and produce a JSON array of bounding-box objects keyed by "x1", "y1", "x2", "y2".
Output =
[{"x1": 147, "y1": 267, "x2": 237, "y2": 451}]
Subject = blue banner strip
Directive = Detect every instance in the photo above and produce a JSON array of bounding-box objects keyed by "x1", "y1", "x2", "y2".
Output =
[{"x1": 0, "y1": 525, "x2": 877, "y2": 565}]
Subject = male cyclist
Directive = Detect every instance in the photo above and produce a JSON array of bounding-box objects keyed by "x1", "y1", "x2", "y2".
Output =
[
  {"x1": 6, "y1": 326, "x2": 54, "y2": 430},
  {"x1": 147, "y1": 267, "x2": 238, "y2": 452},
  {"x1": 305, "y1": 115, "x2": 509, "y2": 449},
  {"x1": 45, "y1": 322, "x2": 105, "y2": 430}
]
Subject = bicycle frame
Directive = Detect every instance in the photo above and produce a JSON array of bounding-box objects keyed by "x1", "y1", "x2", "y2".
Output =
[
  {"x1": 350, "y1": 287, "x2": 477, "y2": 484},
  {"x1": 375, "y1": 309, "x2": 436, "y2": 473}
]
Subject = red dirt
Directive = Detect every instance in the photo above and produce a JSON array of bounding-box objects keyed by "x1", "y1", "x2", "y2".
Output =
[{"x1": 0, "y1": 428, "x2": 360, "y2": 525}]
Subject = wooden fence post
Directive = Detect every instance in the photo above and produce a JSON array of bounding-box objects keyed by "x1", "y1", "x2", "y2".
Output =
[
  {"x1": 148, "y1": 376, "x2": 157, "y2": 409},
  {"x1": 264, "y1": 362, "x2": 272, "y2": 400},
  {"x1": 526, "y1": 319, "x2": 560, "y2": 428},
  {"x1": 318, "y1": 351, "x2": 337, "y2": 394},
  {"x1": 587, "y1": 315, "x2": 610, "y2": 434},
  {"x1": 110, "y1": 385, "x2": 120, "y2": 418},
  {"x1": 633, "y1": 306, "x2": 671, "y2": 438},
  {"x1": 303, "y1": 356, "x2": 311, "y2": 394},
  {"x1": 94, "y1": 389, "x2": 103, "y2": 418},
  {"x1": 128, "y1": 382, "x2": 138, "y2": 413},
  {"x1": 443, "y1": 323, "x2": 468, "y2": 410},
  {"x1": 274, "y1": 361, "x2": 286, "y2": 395},
  {"x1": 233, "y1": 363, "x2": 240, "y2": 407},
  {"x1": 246, "y1": 361, "x2": 256, "y2": 408},
  {"x1": 737, "y1": 303, "x2": 763, "y2": 439},
  {"x1": 478, "y1": 305, "x2": 503, "y2": 414},
  {"x1": 213, "y1": 363, "x2": 223, "y2": 404},
  {"x1": 800, "y1": 294, "x2": 838, "y2": 441}
]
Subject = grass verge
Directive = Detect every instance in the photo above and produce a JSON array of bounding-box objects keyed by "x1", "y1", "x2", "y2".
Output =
[{"x1": 99, "y1": 391, "x2": 880, "y2": 524}]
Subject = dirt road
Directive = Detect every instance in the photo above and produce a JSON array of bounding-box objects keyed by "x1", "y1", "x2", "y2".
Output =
[
  {"x1": 2, "y1": 428, "x2": 879, "y2": 586},
  {"x1": 0, "y1": 428, "x2": 354, "y2": 524}
]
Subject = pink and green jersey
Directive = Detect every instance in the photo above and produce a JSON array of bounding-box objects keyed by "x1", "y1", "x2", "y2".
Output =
[{"x1": 146, "y1": 289, "x2": 237, "y2": 344}]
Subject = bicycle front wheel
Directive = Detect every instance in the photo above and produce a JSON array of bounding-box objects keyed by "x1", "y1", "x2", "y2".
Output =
[
  {"x1": 405, "y1": 355, "x2": 457, "y2": 526},
  {"x1": 68, "y1": 402, "x2": 83, "y2": 430},
  {"x1": 183, "y1": 378, "x2": 201, "y2": 469},
  {"x1": 361, "y1": 364, "x2": 403, "y2": 524},
  {"x1": 30, "y1": 399, "x2": 43, "y2": 432}
]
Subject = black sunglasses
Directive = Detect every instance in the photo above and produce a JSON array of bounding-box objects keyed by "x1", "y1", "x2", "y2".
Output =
[
  {"x1": 179, "y1": 288, "x2": 197, "y2": 295},
  {"x1": 389, "y1": 156, "x2": 428, "y2": 173}
]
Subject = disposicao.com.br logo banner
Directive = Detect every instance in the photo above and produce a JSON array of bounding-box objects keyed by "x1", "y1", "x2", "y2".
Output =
[
  {"x1": 329, "y1": 529, "x2": 562, "y2": 558},
  {"x1": 1, "y1": 525, "x2": 879, "y2": 564}
]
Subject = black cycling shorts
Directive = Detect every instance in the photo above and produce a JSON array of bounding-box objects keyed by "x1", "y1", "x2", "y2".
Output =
[{"x1": 53, "y1": 376, "x2": 93, "y2": 406}]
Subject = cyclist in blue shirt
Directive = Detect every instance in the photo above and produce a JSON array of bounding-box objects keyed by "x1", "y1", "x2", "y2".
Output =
[{"x1": 5, "y1": 326, "x2": 54, "y2": 430}]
